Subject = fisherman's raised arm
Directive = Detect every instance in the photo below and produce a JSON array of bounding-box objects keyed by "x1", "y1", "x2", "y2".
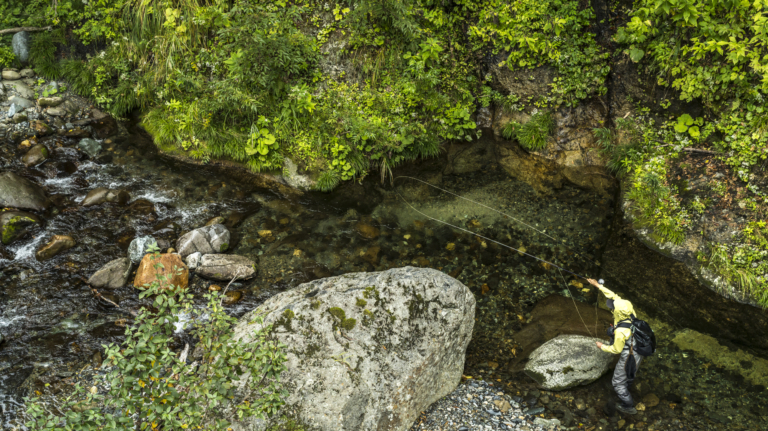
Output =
[{"x1": 587, "y1": 278, "x2": 621, "y2": 300}]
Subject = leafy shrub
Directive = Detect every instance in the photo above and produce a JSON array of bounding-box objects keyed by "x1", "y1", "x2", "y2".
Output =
[
  {"x1": 0, "y1": 45, "x2": 14, "y2": 68},
  {"x1": 502, "y1": 112, "x2": 553, "y2": 151},
  {"x1": 25, "y1": 248, "x2": 288, "y2": 430}
]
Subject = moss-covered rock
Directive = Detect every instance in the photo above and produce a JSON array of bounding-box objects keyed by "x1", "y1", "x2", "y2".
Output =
[
  {"x1": 230, "y1": 267, "x2": 476, "y2": 431},
  {"x1": 0, "y1": 210, "x2": 42, "y2": 245}
]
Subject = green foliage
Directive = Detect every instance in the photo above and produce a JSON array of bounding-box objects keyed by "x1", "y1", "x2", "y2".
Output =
[
  {"x1": 502, "y1": 112, "x2": 553, "y2": 151},
  {"x1": 0, "y1": 45, "x2": 14, "y2": 68},
  {"x1": 466, "y1": 0, "x2": 610, "y2": 107},
  {"x1": 25, "y1": 249, "x2": 288, "y2": 430},
  {"x1": 616, "y1": 0, "x2": 768, "y2": 183},
  {"x1": 29, "y1": 30, "x2": 65, "y2": 79}
]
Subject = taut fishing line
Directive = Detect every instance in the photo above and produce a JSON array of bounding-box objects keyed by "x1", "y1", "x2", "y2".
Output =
[{"x1": 393, "y1": 176, "x2": 600, "y2": 337}]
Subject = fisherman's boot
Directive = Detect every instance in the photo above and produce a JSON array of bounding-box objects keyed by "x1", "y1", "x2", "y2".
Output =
[{"x1": 616, "y1": 404, "x2": 638, "y2": 415}]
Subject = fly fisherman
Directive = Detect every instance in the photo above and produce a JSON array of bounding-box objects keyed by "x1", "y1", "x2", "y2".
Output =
[{"x1": 587, "y1": 278, "x2": 642, "y2": 415}]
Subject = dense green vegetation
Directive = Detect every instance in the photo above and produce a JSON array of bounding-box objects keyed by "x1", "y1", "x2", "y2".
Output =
[
  {"x1": 2, "y1": 0, "x2": 608, "y2": 190},
  {"x1": 608, "y1": 0, "x2": 768, "y2": 305},
  {"x1": 25, "y1": 248, "x2": 288, "y2": 430}
]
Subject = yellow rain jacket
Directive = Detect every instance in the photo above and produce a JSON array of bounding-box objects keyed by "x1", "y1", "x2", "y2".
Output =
[{"x1": 596, "y1": 283, "x2": 635, "y2": 354}]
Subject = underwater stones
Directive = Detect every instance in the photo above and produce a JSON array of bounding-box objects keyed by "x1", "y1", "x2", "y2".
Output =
[
  {"x1": 127, "y1": 235, "x2": 157, "y2": 264},
  {"x1": 185, "y1": 252, "x2": 202, "y2": 270},
  {"x1": 0, "y1": 171, "x2": 51, "y2": 211},
  {"x1": 36, "y1": 235, "x2": 76, "y2": 261},
  {"x1": 21, "y1": 144, "x2": 49, "y2": 167},
  {"x1": 29, "y1": 120, "x2": 53, "y2": 137},
  {"x1": 77, "y1": 138, "x2": 102, "y2": 158},
  {"x1": 355, "y1": 221, "x2": 380, "y2": 239},
  {"x1": 195, "y1": 254, "x2": 256, "y2": 281},
  {"x1": 176, "y1": 224, "x2": 230, "y2": 258},
  {"x1": 222, "y1": 290, "x2": 243, "y2": 305},
  {"x1": 2, "y1": 69, "x2": 21, "y2": 80},
  {"x1": 11, "y1": 32, "x2": 31, "y2": 64},
  {"x1": 524, "y1": 334, "x2": 614, "y2": 391},
  {"x1": 133, "y1": 253, "x2": 189, "y2": 290},
  {"x1": 0, "y1": 210, "x2": 41, "y2": 245},
  {"x1": 229, "y1": 266, "x2": 476, "y2": 431},
  {"x1": 88, "y1": 258, "x2": 132, "y2": 289},
  {"x1": 82, "y1": 187, "x2": 131, "y2": 207}
]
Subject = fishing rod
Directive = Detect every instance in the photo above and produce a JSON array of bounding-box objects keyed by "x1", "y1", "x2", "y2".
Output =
[{"x1": 392, "y1": 177, "x2": 603, "y2": 336}]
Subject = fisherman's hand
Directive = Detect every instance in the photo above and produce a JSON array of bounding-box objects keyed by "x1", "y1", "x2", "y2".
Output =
[
  {"x1": 587, "y1": 278, "x2": 601, "y2": 287},
  {"x1": 595, "y1": 341, "x2": 603, "y2": 349}
]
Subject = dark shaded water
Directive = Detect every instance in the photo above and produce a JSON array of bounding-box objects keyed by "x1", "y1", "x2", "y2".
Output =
[{"x1": 1, "y1": 131, "x2": 766, "y2": 430}]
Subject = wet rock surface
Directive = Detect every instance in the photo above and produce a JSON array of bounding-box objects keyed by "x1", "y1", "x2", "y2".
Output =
[
  {"x1": 0, "y1": 171, "x2": 51, "y2": 211},
  {"x1": 36, "y1": 234, "x2": 76, "y2": 261},
  {"x1": 524, "y1": 335, "x2": 614, "y2": 391},
  {"x1": 133, "y1": 253, "x2": 189, "y2": 289},
  {"x1": 176, "y1": 223, "x2": 230, "y2": 257},
  {"x1": 0, "y1": 210, "x2": 41, "y2": 245},
  {"x1": 195, "y1": 254, "x2": 256, "y2": 281},
  {"x1": 230, "y1": 267, "x2": 476, "y2": 431},
  {"x1": 88, "y1": 258, "x2": 132, "y2": 289}
]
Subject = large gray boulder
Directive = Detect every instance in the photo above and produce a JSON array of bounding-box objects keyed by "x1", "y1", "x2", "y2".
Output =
[
  {"x1": 88, "y1": 258, "x2": 132, "y2": 289},
  {"x1": 229, "y1": 267, "x2": 476, "y2": 431},
  {"x1": 128, "y1": 235, "x2": 157, "y2": 264},
  {"x1": 12, "y1": 31, "x2": 31, "y2": 64},
  {"x1": 8, "y1": 95, "x2": 34, "y2": 110},
  {"x1": 524, "y1": 334, "x2": 614, "y2": 391},
  {"x1": 0, "y1": 172, "x2": 51, "y2": 211},
  {"x1": 195, "y1": 254, "x2": 255, "y2": 281},
  {"x1": 176, "y1": 224, "x2": 230, "y2": 258}
]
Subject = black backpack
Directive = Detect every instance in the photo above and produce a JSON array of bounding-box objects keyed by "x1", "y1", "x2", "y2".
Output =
[{"x1": 616, "y1": 315, "x2": 657, "y2": 356}]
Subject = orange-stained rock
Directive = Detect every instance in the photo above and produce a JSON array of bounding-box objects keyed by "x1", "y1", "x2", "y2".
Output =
[
  {"x1": 133, "y1": 253, "x2": 189, "y2": 290},
  {"x1": 356, "y1": 222, "x2": 380, "y2": 239}
]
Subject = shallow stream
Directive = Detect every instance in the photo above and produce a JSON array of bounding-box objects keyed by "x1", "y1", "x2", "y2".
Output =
[{"x1": 1, "y1": 130, "x2": 766, "y2": 430}]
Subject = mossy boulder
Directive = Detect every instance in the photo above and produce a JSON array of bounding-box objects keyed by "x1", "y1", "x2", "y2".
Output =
[
  {"x1": 21, "y1": 144, "x2": 49, "y2": 167},
  {"x1": 229, "y1": 266, "x2": 476, "y2": 431},
  {"x1": 0, "y1": 210, "x2": 42, "y2": 245}
]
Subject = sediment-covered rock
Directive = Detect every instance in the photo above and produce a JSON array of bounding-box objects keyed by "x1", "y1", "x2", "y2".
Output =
[
  {"x1": 21, "y1": 144, "x2": 49, "y2": 167},
  {"x1": 176, "y1": 224, "x2": 230, "y2": 258},
  {"x1": 195, "y1": 254, "x2": 256, "y2": 281},
  {"x1": 229, "y1": 266, "x2": 476, "y2": 431},
  {"x1": 88, "y1": 258, "x2": 132, "y2": 289},
  {"x1": 524, "y1": 334, "x2": 614, "y2": 391},
  {"x1": 36, "y1": 235, "x2": 76, "y2": 261}
]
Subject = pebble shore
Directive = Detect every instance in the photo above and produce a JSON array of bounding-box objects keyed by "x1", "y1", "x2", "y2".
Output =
[{"x1": 410, "y1": 379, "x2": 561, "y2": 431}]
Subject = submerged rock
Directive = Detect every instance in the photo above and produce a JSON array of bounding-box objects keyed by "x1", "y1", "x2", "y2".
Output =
[
  {"x1": 77, "y1": 138, "x2": 102, "y2": 158},
  {"x1": 176, "y1": 224, "x2": 230, "y2": 258},
  {"x1": 127, "y1": 235, "x2": 157, "y2": 264},
  {"x1": 82, "y1": 188, "x2": 131, "y2": 207},
  {"x1": 0, "y1": 172, "x2": 51, "y2": 211},
  {"x1": 134, "y1": 253, "x2": 189, "y2": 290},
  {"x1": 21, "y1": 144, "x2": 49, "y2": 167},
  {"x1": 30, "y1": 120, "x2": 53, "y2": 137},
  {"x1": 36, "y1": 235, "x2": 76, "y2": 261},
  {"x1": 229, "y1": 267, "x2": 476, "y2": 431},
  {"x1": 524, "y1": 334, "x2": 613, "y2": 391},
  {"x1": 0, "y1": 210, "x2": 41, "y2": 245},
  {"x1": 88, "y1": 258, "x2": 132, "y2": 289},
  {"x1": 195, "y1": 254, "x2": 256, "y2": 281}
]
